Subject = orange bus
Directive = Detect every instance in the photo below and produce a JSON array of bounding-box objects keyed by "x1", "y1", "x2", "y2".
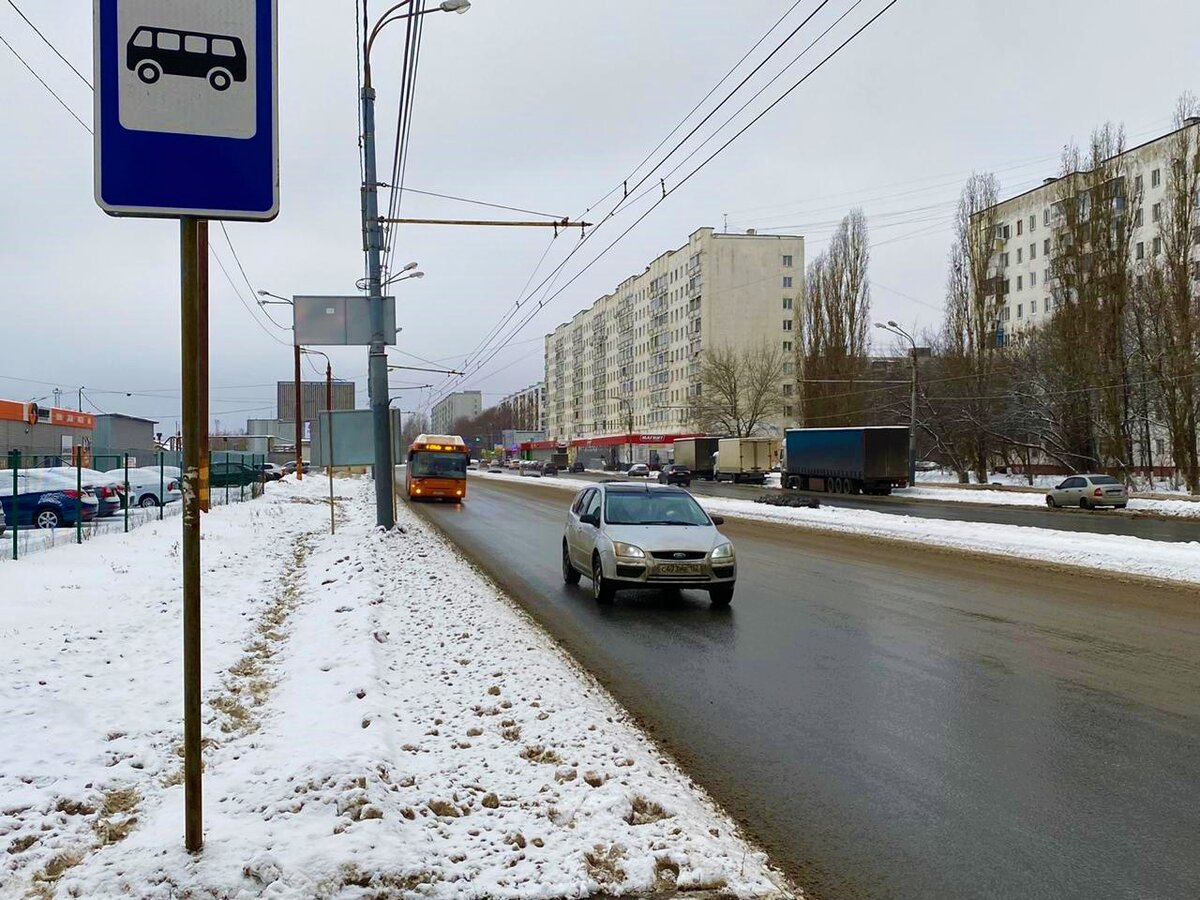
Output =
[{"x1": 406, "y1": 434, "x2": 470, "y2": 502}]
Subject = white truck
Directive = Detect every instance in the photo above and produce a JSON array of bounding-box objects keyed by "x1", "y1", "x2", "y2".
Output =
[{"x1": 714, "y1": 438, "x2": 776, "y2": 484}]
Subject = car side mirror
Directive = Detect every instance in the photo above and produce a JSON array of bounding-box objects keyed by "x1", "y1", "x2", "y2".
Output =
[
  {"x1": 711, "y1": 515, "x2": 725, "y2": 526},
  {"x1": 580, "y1": 512, "x2": 598, "y2": 527}
]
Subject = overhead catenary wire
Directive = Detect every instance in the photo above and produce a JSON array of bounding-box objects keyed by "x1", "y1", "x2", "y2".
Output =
[
  {"x1": 0, "y1": 30, "x2": 91, "y2": 133},
  {"x1": 5, "y1": 0, "x2": 92, "y2": 88},
  {"x1": 432, "y1": 0, "x2": 905, "y2": 409}
]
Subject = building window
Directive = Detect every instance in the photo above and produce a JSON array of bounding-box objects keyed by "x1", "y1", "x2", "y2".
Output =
[
  {"x1": 1029, "y1": 243, "x2": 1036, "y2": 260},
  {"x1": 1029, "y1": 214, "x2": 1036, "y2": 232},
  {"x1": 782, "y1": 383, "x2": 794, "y2": 396},
  {"x1": 783, "y1": 361, "x2": 794, "y2": 374},
  {"x1": 1000, "y1": 252, "x2": 1010, "y2": 267},
  {"x1": 783, "y1": 276, "x2": 793, "y2": 288},
  {"x1": 1043, "y1": 208, "x2": 1050, "y2": 226},
  {"x1": 1153, "y1": 202, "x2": 1162, "y2": 223},
  {"x1": 1156, "y1": 438, "x2": 1166, "y2": 455},
  {"x1": 783, "y1": 319, "x2": 793, "y2": 331},
  {"x1": 782, "y1": 255, "x2": 793, "y2": 267},
  {"x1": 1045, "y1": 296, "x2": 1053, "y2": 312},
  {"x1": 1003, "y1": 224, "x2": 1011, "y2": 240},
  {"x1": 783, "y1": 340, "x2": 793, "y2": 352},
  {"x1": 1044, "y1": 268, "x2": 1050, "y2": 284},
  {"x1": 1044, "y1": 238, "x2": 1051, "y2": 255},
  {"x1": 1135, "y1": 173, "x2": 1143, "y2": 193},
  {"x1": 1031, "y1": 299, "x2": 1038, "y2": 315},
  {"x1": 1017, "y1": 219, "x2": 1023, "y2": 236},
  {"x1": 1134, "y1": 207, "x2": 1144, "y2": 228},
  {"x1": 784, "y1": 405, "x2": 794, "y2": 418},
  {"x1": 1016, "y1": 275, "x2": 1023, "y2": 291},
  {"x1": 1017, "y1": 248, "x2": 1024, "y2": 263},
  {"x1": 1017, "y1": 303, "x2": 1024, "y2": 318},
  {"x1": 1152, "y1": 168, "x2": 1161, "y2": 188},
  {"x1": 1030, "y1": 271, "x2": 1037, "y2": 287},
  {"x1": 1136, "y1": 241, "x2": 1144, "y2": 260},
  {"x1": 1154, "y1": 236, "x2": 1162, "y2": 255},
  {"x1": 783, "y1": 297, "x2": 793, "y2": 310}
]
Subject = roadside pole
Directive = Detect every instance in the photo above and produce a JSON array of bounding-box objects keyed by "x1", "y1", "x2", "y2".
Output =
[
  {"x1": 326, "y1": 361, "x2": 335, "y2": 534},
  {"x1": 75, "y1": 447, "x2": 82, "y2": 544},
  {"x1": 198, "y1": 222, "x2": 211, "y2": 514},
  {"x1": 180, "y1": 217, "x2": 203, "y2": 853},
  {"x1": 124, "y1": 453, "x2": 130, "y2": 533},
  {"x1": 159, "y1": 453, "x2": 164, "y2": 522},
  {"x1": 10, "y1": 451, "x2": 18, "y2": 561},
  {"x1": 294, "y1": 344, "x2": 303, "y2": 481}
]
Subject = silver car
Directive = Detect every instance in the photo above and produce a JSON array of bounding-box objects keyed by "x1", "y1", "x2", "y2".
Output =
[
  {"x1": 1046, "y1": 474, "x2": 1129, "y2": 509},
  {"x1": 561, "y1": 482, "x2": 736, "y2": 606}
]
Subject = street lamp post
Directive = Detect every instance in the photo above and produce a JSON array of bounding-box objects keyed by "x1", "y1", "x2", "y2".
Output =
[
  {"x1": 258, "y1": 290, "x2": 305, "y2": 482},
  {"x1": 302, "y1": 348, "x2": 336, "y2": 534},
  {"x1": 362, "y1": 0, "x2": 470, "y2": 529},
  {"x1": 876, "y1": 321, "x2": 919, "y2": 488}
]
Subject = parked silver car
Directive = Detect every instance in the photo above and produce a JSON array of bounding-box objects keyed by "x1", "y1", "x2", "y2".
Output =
[
  {"x1": 1046, "y1": 474, "x2": 1129, "y2": 509},
  {"x1": 561, "y1": 482, "x2": 736, "y2": 606}
]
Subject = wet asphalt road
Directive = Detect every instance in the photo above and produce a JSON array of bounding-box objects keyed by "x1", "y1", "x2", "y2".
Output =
[
  {"x1": 556, "y1": 472, "x2": 1200, "y2": 544},
  {"x1": 412, "y1": 477, "x2": 1200, "y2": 900}
]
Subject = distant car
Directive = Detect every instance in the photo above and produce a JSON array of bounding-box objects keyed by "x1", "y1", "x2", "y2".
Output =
[
  {"x1": 281, "y1": 461, "x2": 310, "y2": 476},
  {"x1": 0, "y1": 471, "x2": 101, "y2": 529},
  {"x1": 657, "y1": 464, "x2": 692, "y2": 487},
  {"x1": 0, "y1": 501, "x2": 5, "y2": 538},
  {"x1": 561, "y1": 482, "x2": 735, "y2": 606},
  {"x1": 568, "y1": 461, "x2": 585, "y2": 474},
  {"x1": 258, "y1": 463, "x2": 286, "y2": 481},
  {"x1": 122, "y1": 467, "x2": 184, "y2": 507},
  {"x1": 626, "y1": 463, "x2": 650, "y2": 478},
  {"x1": 542, "y1": 463, "x2": 559, "y2": 476},
  {"x1": 1046, "y1": 474, "x2": 1129, "y2": 509},
  {"x1": 519, "y1": 461, "x2": 543, "y2": 478},
  {"x1": 210, "y1": 461, "x2": 261, "y2": 488}
]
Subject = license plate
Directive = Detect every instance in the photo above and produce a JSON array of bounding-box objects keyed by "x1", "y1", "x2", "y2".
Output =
[{"x1": 657, "y1": 563, "x2": 701, "y2": 575}]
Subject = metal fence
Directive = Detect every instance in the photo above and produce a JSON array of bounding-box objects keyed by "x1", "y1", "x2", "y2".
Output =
[{"x1": 1, "y1": 450, "x2": 268, "y2": 562}]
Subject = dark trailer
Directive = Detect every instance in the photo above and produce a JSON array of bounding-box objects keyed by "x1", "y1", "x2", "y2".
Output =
[{"x1": 783, "y1": 426, "x2": 909, "y2": 495}]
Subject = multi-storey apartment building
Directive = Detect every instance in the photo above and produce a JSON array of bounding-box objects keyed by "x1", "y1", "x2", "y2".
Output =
[
  {"x1": 431, "y1": 390, "x2": 482, "y2": 433},
  {"x1": 981, "y1": 118, "x2": 1200, "y2": 342},
  {"x1": 544, "y1": 227, "x2": 804, "y2": 451},
  {"x1": 497, "y1": 382, "x2": 545, "y2": 432}
]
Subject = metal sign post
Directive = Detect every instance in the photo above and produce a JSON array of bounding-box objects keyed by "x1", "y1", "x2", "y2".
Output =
[{"x1": 94, "y1": 0, "x2": 279, "y2": 855}]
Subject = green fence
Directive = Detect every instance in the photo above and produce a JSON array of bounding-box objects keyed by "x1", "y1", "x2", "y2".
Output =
[{"x1": 1, "y1": 450, "x2": 267, "y2": 562}]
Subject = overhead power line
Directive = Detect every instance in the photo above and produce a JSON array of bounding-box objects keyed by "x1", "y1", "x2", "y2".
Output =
[
  {"x1": 5, "y1": 0, "x2": 92, "y2": 88},
  {"x1": 0, "y1": 30, "x2": 91, "y2": 133}
]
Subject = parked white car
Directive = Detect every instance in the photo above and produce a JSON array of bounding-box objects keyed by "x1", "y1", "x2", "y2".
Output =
[
  {"x1": 123, "y1": 467, "x2": 184, "y2": 507},
  {"x1": 1046, "y1": 474, "x2": 1129, "y2": 510}
]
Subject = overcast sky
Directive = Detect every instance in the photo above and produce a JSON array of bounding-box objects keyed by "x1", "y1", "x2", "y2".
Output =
[{"x1": 1, "y1": 0, "x2": 1198, "y2": 432}]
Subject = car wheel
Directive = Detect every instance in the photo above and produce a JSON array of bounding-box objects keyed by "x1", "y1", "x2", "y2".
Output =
[
  {"x1": 137, "y1": 61, "x2": 161, "y2": 84},
  {"x1": 592, "y1": 554, "x2": 615, "y2": 605},
  {"x1": 1079, "y1": 498, "x2": 1091, "y2": 510},
  {"x1": 139, "y1": 494, "x2": 159, "y2": 508},
  {"x1": 1114, "y1": 503, "x2": 1128, "y2": 509},
  {"x1": 208, "y1": 68, "x2": 233, "y2": 91},
  {"x1": 562, "y1": 543, "x2": 581, "y2": 584},
  {"x1": 35, "y1": 507, "x2": 62, "y2": 529},
  {"x1": 1046, "y1": 496, "x2": 1057, "y2": 508},
  {"x1": 709, "y1": 584, "x2": 734, "y2": 607}
]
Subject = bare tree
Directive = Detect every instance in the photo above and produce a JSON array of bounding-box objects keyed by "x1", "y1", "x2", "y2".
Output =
[
  {"x1": 399, "y1": 412, "x2": 429, "y2": 447},
  {"x1": 1139, "y1": 95, "x2": 1200, "y2": 491},
  {"x1": 798, "y1": 209, "x2": 872, "y2": 426},
  {"x1": 689, "y1": 341, "x2": 786, "y2": 436}
]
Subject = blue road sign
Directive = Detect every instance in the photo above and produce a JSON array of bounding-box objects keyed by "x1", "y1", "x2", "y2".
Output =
[{"x1": 93, "y1": 0, "x2": 278, "y2": 220}]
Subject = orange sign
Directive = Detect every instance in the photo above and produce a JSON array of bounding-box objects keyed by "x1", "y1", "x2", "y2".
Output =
[
  {"x1": 49, "y1": 409, "x2": 96, "y2": 430},
  {"x1": 0, "y1": 400, "x2": 25, "y2": 424}
]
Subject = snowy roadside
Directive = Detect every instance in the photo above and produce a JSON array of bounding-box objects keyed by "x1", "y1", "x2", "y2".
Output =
[
  {"x1": 1, "y1": 475, "x2": 792, "y2": 899},
  {"x1": 895, "y1": 484, "x2": 1200, "y2": 519},
  {"x1": 472, "y1": 470, "x2": 1200, "y2": 587}
]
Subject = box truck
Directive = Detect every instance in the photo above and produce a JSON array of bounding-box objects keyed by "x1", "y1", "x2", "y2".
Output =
[
  {"x1": 714, "y1": 437, "x2": 776, "y2": 484},
  {"x1": 672, "y1": 437, "x2": 722, "y2": 481}
]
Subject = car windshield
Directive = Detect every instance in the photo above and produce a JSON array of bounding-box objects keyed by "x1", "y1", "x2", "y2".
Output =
[
  {"x1": 604, "y1": 490, "x2": 710, "y2": 526},
  {"x1": 410, "y1": 451, "x2": 467, "y2": 479},
  {"x1": 1090, "y1": 476, "x2": 1121, "y2": 486}
]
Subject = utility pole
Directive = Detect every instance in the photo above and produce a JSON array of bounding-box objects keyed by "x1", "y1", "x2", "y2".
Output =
[
  {"x1": 875, "y1": 321, "x2": 919, "y2": 488},
  {"x1": 361, "y1": 55, "x2": 393, "y2": 527},
  {"x1": 294, "y1": 344, "x2": 303, "y2": 481},
  {"x1": 198, "y1": 221, "x2": 211, "y2": 512}
]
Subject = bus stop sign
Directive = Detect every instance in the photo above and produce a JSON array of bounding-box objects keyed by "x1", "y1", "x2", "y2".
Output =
[{"x1": 93, "y1": 0, "x2": 279, "y2": 220}]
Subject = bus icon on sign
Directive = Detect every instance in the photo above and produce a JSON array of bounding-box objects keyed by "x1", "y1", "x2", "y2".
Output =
[{"x1": 127, "y1": 26, "x2": 248, "y2": 92}]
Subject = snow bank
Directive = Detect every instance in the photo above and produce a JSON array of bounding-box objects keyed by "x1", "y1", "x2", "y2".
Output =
[
  {"x1": 898, "y1": 485, "x2": 1200, "y2": 519},
  {"x1": 1, "y1": 476, "x2": 790, "y2": 899},
  {"x1": 476, "y1": 470, "x2": 1200, "y2": 587}
]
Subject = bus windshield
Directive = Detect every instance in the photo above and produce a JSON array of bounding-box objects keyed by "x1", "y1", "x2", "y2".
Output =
[{"x1": 410, "y1": 451, "x2": 467, "y2": 480}]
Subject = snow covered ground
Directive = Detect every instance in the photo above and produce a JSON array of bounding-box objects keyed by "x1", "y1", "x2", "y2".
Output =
[
  {"x1": 895, "y1": 485, "x2": 1200, "y2": 519},
  {"x1": 916, "y1": 468, "x2": 1196, "y2": 496},
  {"x1": 473, "y1": 471, "x2": 1200, "y2": 587},
  {"x1": 0, "y1": 475, "x2": 790, "y2": 899}
]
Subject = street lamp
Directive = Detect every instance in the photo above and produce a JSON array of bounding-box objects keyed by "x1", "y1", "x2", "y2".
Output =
[
  {"x1": 875, "y1": 321, "x2": 918, "y2": 488},
  {"x1": 361, "y1": 0, "x2": 472, "y2": 529},
  {"x1": 256, "y1": 289, "x2": 292, "y2": 306}
]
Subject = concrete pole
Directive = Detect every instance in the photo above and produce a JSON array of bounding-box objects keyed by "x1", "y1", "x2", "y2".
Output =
[{"x1": 294, "y1": 344, "x2": 303, "y2": 481}]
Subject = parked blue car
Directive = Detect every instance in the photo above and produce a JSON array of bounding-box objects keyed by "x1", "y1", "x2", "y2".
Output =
[{"x1": 0, "y1": 472, "x2": 101, "y2": 529}]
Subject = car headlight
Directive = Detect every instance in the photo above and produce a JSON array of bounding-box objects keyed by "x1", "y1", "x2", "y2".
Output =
[
  {"x1": 613, "y1": 541, "x2": 645, "y2": 559},
  {"x1": 711, "y1": 542, "x2": 735, "y2": 560}
]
